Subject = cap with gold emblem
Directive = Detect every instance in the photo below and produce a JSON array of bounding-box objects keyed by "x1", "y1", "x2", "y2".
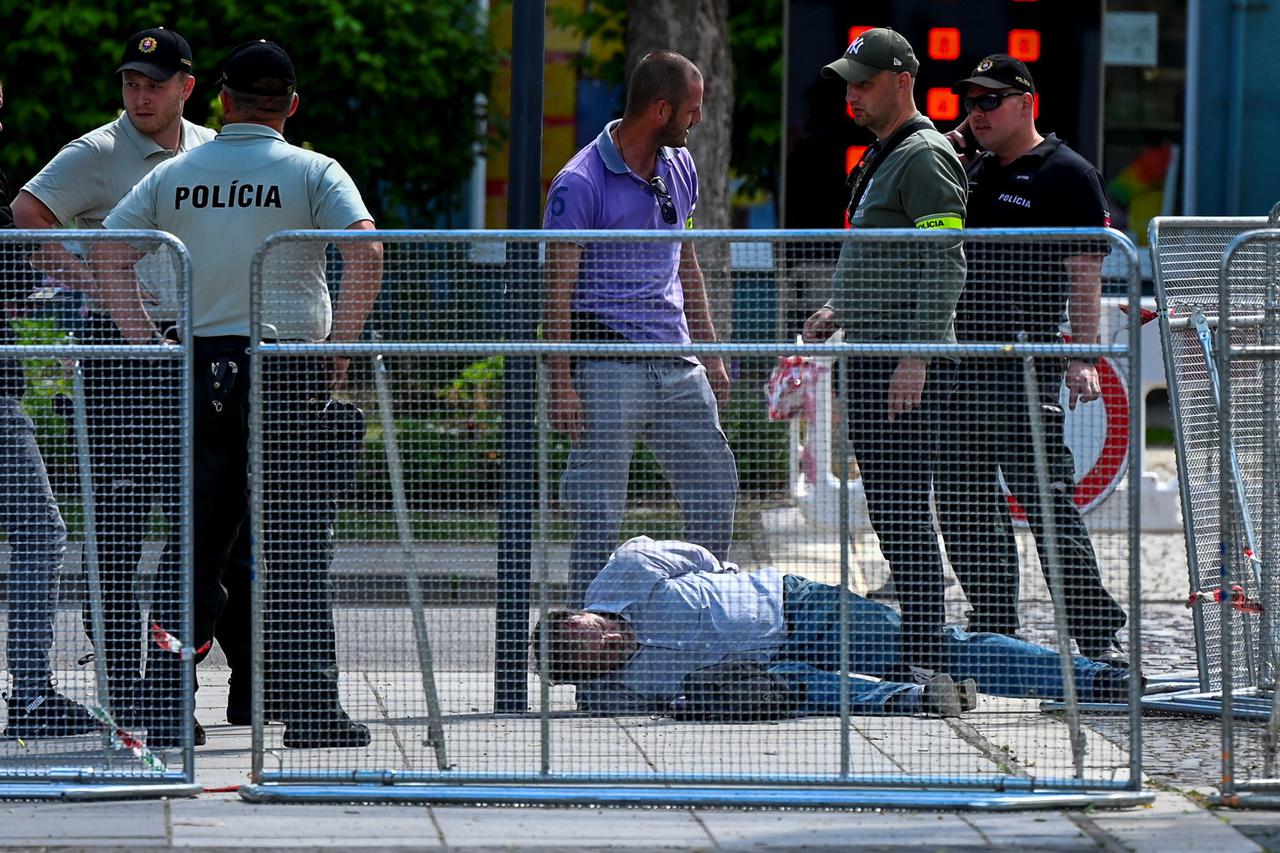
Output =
[
  {"x1": 116, "y1": 27, "x2": 193, "y2": 82},
  {"x1": 952, "y1": 54, "x2": 1035, "y2": 95}
]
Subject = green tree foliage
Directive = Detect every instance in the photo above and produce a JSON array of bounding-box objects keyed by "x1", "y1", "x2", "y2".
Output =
[
  {"x1": 1, "y1": 0, "x2": 498, "y2": 225},
  {"x1": 549, "y1": 0, "x2": 782, "y2": 202},
  {"x1": 727, "y1": 0, "x2": 782, "y2": 200}
]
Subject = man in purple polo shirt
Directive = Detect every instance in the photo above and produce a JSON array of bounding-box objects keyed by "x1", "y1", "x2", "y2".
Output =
[{"x1": 544, "y1": 50, "x2": 738, "y2": 604}]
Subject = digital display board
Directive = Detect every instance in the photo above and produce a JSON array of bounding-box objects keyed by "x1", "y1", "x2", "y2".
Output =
[{"x1": 783, "y1": 0, "x2": 1104, "y2": 228}]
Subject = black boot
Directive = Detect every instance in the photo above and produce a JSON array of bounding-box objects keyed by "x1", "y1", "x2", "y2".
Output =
[
  {"x1": 282, "y1": 708, "x2": 370, "y2": 749},
  {"x1": 140, "y1": 648, "x2": 187, "y2": 749}
]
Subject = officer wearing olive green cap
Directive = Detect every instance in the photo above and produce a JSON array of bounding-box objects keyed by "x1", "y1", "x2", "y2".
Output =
[{"x1": 803, "y1": 27, "x2": 967, "y2": 677}]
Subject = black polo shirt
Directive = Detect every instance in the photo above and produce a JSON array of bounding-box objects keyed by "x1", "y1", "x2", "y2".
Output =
[{"x1": 955, "y1": 134, "x2": 1110, "y2": 343}]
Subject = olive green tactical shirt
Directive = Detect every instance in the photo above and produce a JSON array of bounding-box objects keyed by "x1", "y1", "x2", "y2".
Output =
[{"x1": 827, "y1": 119, "x2": 967, "y2": 344}]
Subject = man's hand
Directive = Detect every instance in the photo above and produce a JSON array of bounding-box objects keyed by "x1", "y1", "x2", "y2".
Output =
[
  {"x1": 703, "y1": 355, "x2": 730, "y2": 407},
  {"x1": 802, "y1": 307, "x2": 838, "y2": 343},
  {"x1": 943, "y1": 117, "x2": 977, "y2": 167},
  {"x1": 551, "y1": 380, "x2": 585, "y2": 442},
  {"x1": 330, "y1": 356, "x2": 351, "y2": 392},
  {"x1": 1065, "y1": 359, "x2": 1101, "y2": 410},
  {"x1": 887, "y1": 357, "x2": 928, "y2": 421}
]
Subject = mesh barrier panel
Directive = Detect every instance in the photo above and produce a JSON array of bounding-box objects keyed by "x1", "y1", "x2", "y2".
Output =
[
  {"x1": 1216, "y1": 230, "x2": 1280, "y2": 799},
  {"x1": 0, "y1": 231, "x2": 194, "y2": 795},
  {"x1": 1150, "y1": 218, "x2": 1269, "y2": 692},
  {"x1": 244, "y1": 229, "x2": 1142, "y2": 803}
]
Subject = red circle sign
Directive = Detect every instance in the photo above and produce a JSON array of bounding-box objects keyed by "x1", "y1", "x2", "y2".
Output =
[{"x1": 1006, "y1": 356, "x2": 1130, "y2": 520}]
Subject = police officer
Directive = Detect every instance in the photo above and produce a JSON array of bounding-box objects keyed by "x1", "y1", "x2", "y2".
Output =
[
  {"x1": 803, "y1": 28, "x2": 967, "y2": 675},
  {"x1": 97, "y1": 40, "x2": 383, "y2": 748},
  {"x1": 935, "y1": 55, "x2": 1128, "y2": 665},
  {"x1": 12, "y1": 29, "x2": 256, "y2": 734}
]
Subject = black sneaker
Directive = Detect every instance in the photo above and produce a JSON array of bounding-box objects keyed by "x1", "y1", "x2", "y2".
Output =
[
  {"x1": 1079, "y1": 637, "x2": 1130, "y2": 668},
  {"x1": 283, "y1": 712, "x2": 371, "y2": 749},
  {"x1": 2, "y1": 688, "x2": 99, "y2": 739},
  {"x1": 1088, "y1": 669, "x2": 1146, "y2": 704}
]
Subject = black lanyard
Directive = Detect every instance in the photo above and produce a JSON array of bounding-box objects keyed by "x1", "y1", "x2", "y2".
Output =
[{"x1": 845, "y1": 116, "x2": 934, "y2": 221}]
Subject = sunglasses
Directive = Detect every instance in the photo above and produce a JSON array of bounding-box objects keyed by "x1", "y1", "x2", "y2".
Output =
[
  {"x1": 650, "y1": 176, "x2": 678, "y2": 225},
  {"x1": 962, "y1": 92, "x2": 1022, "y2": 113}
]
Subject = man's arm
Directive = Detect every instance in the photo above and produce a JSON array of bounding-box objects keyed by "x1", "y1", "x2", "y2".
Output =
[
  {"x1": 12, "y1": 191, "x2": 97, "y2": 296},
  {"x1": 1063, "y1": 253, "x2": 1103, "y2": 410},
  {"x1": 88, "y1": 240, "x2": 153, "y2": 344},
  {"x1": 887, "y1": 145, "x2": 968, "y2": 420},
  {"x1": 329, "y1": 220, "x2": 383, "y2": 391},
  {"x1": 545, "y1": 240, "x2": 584, "y2": 441},
  {"x1": 678, "y1": 241, "x2": 729, "y2": 405}
]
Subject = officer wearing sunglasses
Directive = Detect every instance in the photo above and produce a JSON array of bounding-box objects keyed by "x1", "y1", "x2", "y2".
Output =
[{"x1": 936, "y1": 54, "x2": 1130, "y2": 668}]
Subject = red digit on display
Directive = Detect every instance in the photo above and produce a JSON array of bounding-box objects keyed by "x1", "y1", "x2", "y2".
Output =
[
  {"x1": 926, "y1": 88, "x2": 959, "y2": 121},
  {"x1": 1008, "y1": 29, "x2": 1042, "y2": 62},
  {"x1": 928, "y1": 28, "x2": 961, "y2": 61}
]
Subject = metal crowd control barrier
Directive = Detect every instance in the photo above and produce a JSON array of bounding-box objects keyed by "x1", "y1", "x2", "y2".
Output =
[
  {"x1": 1211, "y1": 227, "x2": 1280, "y2": 807},
  {"x1": 241, "y1": 229, "x2": 1148, "y2": 810},
  {"x1": 0, "y1": 230, "x2": 197, "y2": 800},
  {"x1": 1148, "y1": 215, "x2": 1274, "y2": 717}
]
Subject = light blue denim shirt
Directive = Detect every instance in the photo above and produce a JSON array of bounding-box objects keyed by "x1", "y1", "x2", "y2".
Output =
[{"x1": 577, "y1": 537, "x2": 787, "y2": 711}]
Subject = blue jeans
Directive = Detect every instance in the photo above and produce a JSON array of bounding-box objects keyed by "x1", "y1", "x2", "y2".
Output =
[
  {"x1": 562, "y1": 358, "x2": 738, "y2": 603},
  {"x1": 0, "y1": 399, "x2": 68, "y2": 692},
  {"x1": 773, "y1": 576, "x2": 1114, "y2": 714}
]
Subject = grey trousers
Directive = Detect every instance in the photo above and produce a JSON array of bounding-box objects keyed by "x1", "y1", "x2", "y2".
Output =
[
  {"x1": 0, "y1": 398, "x2": 68, "y2": 692},
  {"x1": 562, "y1": 358, "x2": 738, "y2": 603}
]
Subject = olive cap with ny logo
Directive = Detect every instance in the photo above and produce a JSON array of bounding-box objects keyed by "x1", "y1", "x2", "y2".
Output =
[{"x1": 821, "y1": 27, "x2": 919, "y2": 82}]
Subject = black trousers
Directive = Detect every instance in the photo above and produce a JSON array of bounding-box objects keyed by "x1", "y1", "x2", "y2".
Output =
[
  {"x1": 148, "y1": 336, "x2": 344, "y2": 720},
  {"x1": 79, "y1": 319, "x2": 250, "y2": 706},
  {"x1": 843, "y1": 356, "x2": 955, "y2": 670},
  {"x1": 934, "y1": 359, "x2": 1126, "y2": 649}
]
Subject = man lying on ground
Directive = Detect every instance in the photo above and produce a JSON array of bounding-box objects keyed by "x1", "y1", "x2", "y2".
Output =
[{"x1": 531, "y1": 537, "x2": 1139, "y2": 718}]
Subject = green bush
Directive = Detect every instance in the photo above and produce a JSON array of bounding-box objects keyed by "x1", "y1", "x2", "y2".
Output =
[{"x1": 350, "y1": 354, "x2": 789, "y2": 528}]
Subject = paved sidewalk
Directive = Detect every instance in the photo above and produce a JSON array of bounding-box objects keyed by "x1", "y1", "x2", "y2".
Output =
[
  {"x1": 0, "y1": 785, "x2": 1270, "y2": 850},
  {"x1": 0, "y1": 662, "x2": 1271, "y2": 851}
]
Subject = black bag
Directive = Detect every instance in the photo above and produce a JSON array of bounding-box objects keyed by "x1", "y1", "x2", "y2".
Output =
[
  {"x1": 670, "y1": 660, "x2": 804, "y2": 723},
  {"x1": 317, "y1": 398, "x2": 366, "y2": 495}
]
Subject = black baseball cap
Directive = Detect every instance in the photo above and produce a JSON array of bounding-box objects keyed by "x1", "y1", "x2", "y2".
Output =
[
  {"x1": 822, "y1": 28, "x2": 919, "y2": 83},
  {"x1": 116, "y1": 28, "x2": 193, "y2": 81},
  {"x1": 952, "y1": 54, "x2": 1035, "y2": 95},
  {"x1": 220, "y1": 40, "x2": 296, "y2": 96}
]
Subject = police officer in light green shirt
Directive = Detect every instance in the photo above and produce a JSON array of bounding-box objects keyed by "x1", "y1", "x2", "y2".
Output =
[
  {"x1": 802, "y1": 28, "x2": 967, "y2": 677},
  {"x1": 96, "y1": 40, "x2": 383, "y2": 750},
  {"x1": 12, "y1": 28, "x2": 224, "y2": 740}
]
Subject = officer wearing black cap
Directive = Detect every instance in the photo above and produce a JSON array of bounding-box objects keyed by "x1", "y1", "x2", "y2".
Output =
[
  {"x1": 10, "y1": 29, "x2": 253, "y2": 743},
  {"x1": 98, "y1": 39, "x2": 383, "y2": 749},
  {"x1": 802, "y1": 28, "x2": 968, "y2": 676},
  {"x1": 934, "y1": 54, "x2": 1129, "y2": 666}
]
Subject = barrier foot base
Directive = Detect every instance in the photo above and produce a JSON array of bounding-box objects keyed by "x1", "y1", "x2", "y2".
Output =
[
  {"x1": 240, "y1": 783, "x2": 1153, "y2": 811},
  {"x1": 0, "y1": 783, "x2": 201, "y2": 801}
]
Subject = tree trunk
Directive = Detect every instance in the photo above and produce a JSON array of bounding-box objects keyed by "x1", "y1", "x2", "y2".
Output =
[{"x1": 626, "y1": 0, "x2": 734, "y2": 339}]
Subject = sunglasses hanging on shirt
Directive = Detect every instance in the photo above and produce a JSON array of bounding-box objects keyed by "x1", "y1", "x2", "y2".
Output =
[{"x1": 650, "y1": 176, "x2": 679, "y2": 225}]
